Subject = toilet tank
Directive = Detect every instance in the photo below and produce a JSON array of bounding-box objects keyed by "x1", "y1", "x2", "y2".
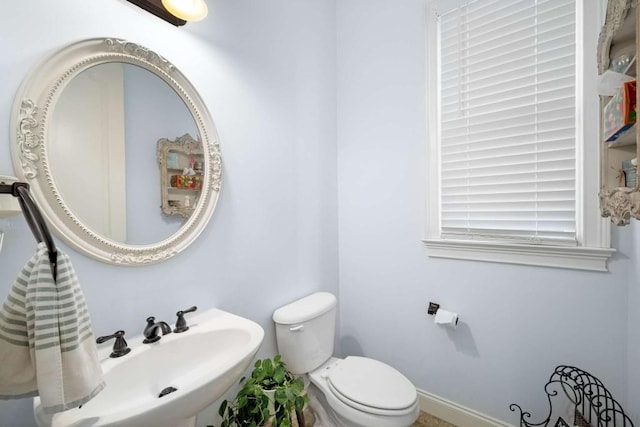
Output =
[{"x1": 272, "y1": 292, "x2": 337, "y2": 375}]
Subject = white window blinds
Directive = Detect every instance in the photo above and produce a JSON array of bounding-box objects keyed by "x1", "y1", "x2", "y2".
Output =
[{"x1": 437, "y1": 0, "x2": 577, "y2": 245}]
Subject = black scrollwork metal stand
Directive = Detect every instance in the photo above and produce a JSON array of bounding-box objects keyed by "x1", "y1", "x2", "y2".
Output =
[{"x1": 510, "y1": 365, "x2": 634, "y2": 427}]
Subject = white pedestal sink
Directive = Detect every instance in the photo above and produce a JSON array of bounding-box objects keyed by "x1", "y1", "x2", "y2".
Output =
[{"x1": 34, "y1": 308, "x2": 264, "y2": 427}]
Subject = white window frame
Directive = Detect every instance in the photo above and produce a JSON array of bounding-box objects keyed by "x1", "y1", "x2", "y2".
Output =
[{"x1": 424, "y1": 0, "x2": 615, "y2": 271}]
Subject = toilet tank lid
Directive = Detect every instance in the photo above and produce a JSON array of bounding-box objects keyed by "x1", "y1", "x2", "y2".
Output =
[{"x1": 273, "y1": 292, "x2": 337, "y2": 325}]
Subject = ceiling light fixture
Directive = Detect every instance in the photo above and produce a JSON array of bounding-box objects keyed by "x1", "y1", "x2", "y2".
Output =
[
  {"x1": 161, "y1": 0, "x2": 208, "y2": 22},
  {"x1": 126, "y1": 0, "x2": 207, "y2": 26}
]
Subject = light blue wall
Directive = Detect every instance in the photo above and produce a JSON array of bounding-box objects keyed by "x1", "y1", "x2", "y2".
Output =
[
  {"x1": 335, "y1": 0, "x2": 636, "y2": 423},
  {"x1": 0, "y1": 1, "x2": 337, "y2": 426}
]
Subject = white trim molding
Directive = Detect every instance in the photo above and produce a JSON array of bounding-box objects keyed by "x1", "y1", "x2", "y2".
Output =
[
  {"x1": 417, "y1": 388, "x2": 515, "y2": 427},
  {"x1": 424, "y1": 239, "x2": 616, "y2": 272}
]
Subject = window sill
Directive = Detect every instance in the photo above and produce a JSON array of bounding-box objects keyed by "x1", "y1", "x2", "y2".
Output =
[{"x1": 423, "y1": 239, "x2": 616, "y2": 272}]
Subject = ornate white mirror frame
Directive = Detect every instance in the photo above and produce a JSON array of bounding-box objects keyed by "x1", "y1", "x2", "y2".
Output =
[{"x1": 10, "y1": 38, "x2": 222, "y2": 265}]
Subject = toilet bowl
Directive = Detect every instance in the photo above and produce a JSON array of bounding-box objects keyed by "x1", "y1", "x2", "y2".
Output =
[{"x1": 273, "y1": 292, "x2": 419, "y2": 427}]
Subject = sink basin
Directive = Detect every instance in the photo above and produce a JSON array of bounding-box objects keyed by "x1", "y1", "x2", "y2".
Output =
[{"x1": 34, "y1": 308, "x2": 264, "y2": 427}]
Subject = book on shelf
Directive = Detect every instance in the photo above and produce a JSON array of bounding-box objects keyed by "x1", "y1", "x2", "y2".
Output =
[{"x1": 604, "y1": 80, "x2": 636, "y2": 144}]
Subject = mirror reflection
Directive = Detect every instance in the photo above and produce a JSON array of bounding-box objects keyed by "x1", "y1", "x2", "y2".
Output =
[{"x1": 49, "y1": 63, "x2": 199, "y2": 245}]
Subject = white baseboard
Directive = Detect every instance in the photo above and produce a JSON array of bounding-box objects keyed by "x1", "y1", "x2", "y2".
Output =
[{"x1": 417, "y1": 389, "x2": 515, "y2": 427}]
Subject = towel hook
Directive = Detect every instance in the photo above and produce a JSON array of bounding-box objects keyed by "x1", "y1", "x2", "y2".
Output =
[{"x1": 0, "y1": 181, "x2": 58, "y2": 281}]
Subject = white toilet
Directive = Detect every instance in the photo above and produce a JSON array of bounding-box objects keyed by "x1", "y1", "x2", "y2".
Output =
[{"x1": 273, "y1": 292, "x2": 419, "y2": 427}]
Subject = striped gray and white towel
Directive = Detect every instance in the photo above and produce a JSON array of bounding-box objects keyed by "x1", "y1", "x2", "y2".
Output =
[{"x1": 0, "y1": 242, "x2": 105, "y2": 413}]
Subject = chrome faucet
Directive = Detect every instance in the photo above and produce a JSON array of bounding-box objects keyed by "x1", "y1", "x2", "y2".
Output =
[{"x1": 143, "y1": 316, "x2": 172, "y2": 343}]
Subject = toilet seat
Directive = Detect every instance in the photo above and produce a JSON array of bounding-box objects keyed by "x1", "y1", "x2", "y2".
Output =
[
  {"x1": 308, "y1": 357, "x2": 419, "y2": 426},
  {"x1": 324, "y1": 356, "x2": 417, "y2": 416}
]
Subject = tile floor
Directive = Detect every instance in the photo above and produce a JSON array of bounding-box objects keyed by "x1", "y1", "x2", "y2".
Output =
[
  {"x1": 300, "y1": 407, "x2": 457, "y2": 427},
  {"x1": 412, "y1": 411, "x2": 457, "y2": 427}
]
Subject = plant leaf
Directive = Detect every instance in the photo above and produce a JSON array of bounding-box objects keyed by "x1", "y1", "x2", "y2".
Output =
[
  {"x1": 290, "y1": 378, "x2": 303, "y2": 395},
  {"x1": 238, "y1": 395, "x2": 248, "y2": 408},
  {"x1": 273, "y1": 367, "x2": 286, "y2": 384},
  {"x1": 218, "y1": 400, "x2": 227, "y2": 417},
  {"x1": 274, "y1": 389, "x2": 288, "y2": 405}
]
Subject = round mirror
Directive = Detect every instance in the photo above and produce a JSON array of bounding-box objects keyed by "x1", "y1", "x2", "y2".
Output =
[{"x1": 10, "y1": 38, "x2": 222, "y2": 265}]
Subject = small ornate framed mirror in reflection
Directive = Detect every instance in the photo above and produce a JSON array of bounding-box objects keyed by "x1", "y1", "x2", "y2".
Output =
[{"x1": 157, "y1": 134, "x2": 205, "y2": 219}]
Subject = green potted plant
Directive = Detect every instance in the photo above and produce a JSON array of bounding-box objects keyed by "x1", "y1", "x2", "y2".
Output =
[{"x1": 217, "y1": 355, "x2": 309, "y2": 427}]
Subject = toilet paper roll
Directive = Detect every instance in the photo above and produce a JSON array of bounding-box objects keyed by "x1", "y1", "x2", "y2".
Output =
[{"x1": 434, "y1": 309, "x2": 459, "y2": 329}]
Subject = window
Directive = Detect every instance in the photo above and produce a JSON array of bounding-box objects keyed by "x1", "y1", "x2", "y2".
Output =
[{"x1": 425, "y1": 0, "x2": 614, "y2": 271}]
